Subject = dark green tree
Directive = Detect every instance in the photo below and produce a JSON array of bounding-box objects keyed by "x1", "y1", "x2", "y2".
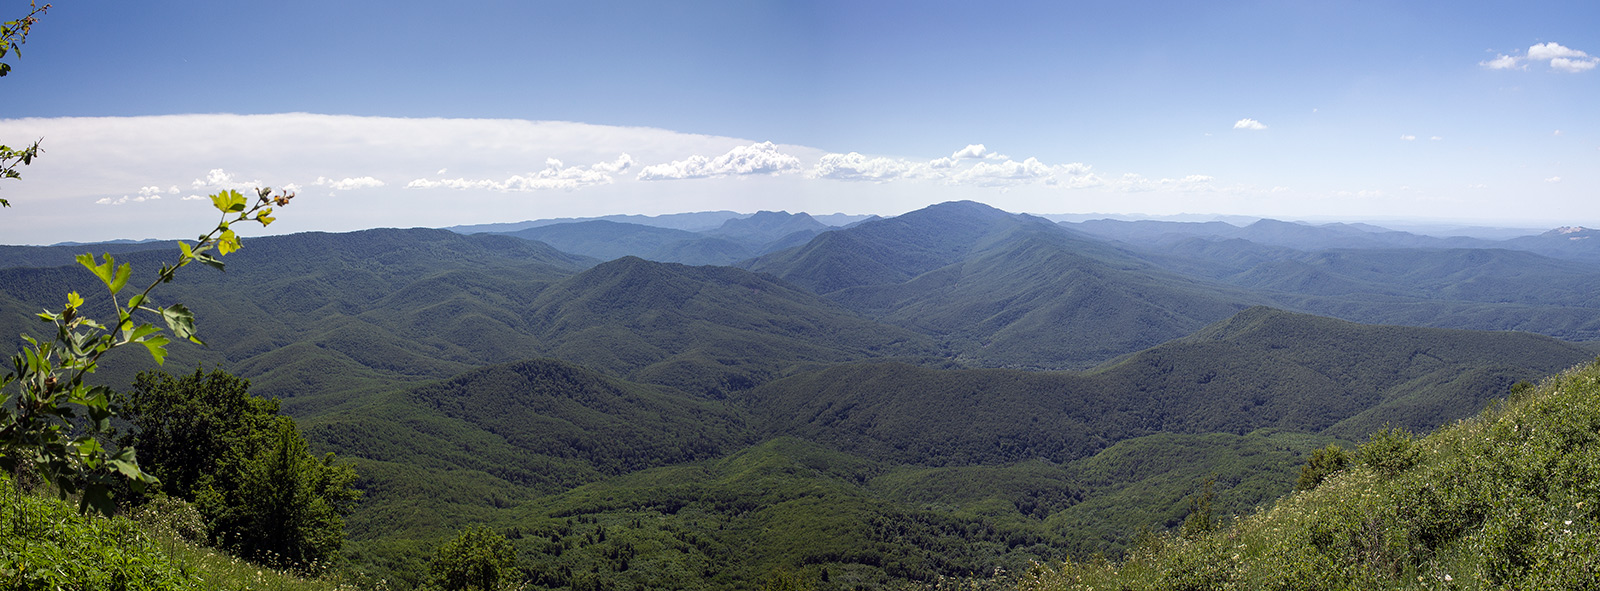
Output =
[
  {"x1": 116, "y1": 368, "x2": 280, "y2": 499},
  {"x1": 1179, "y1": 477, "x2": 1215, "y2": 538},
  {"x1": 1295, "y1": 444, "x2": 1350, "y2": 491},
  {"x1": 117, "y1": 368, "x2": 359, "y2": 573},
  {"x1": 425, "y1": 525, "x2": 520, "y2": 591}
]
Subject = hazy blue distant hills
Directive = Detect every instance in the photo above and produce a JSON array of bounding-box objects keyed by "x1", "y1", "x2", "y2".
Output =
[
  {"x1": 494, "y1": 211, "x2": 835, "y2": 266},
  {"x1": 1502, "y1": 225, "x2": 1600, "y2": 260},
  {"x1": 447, "y1": 210, "x2": 750, "y2": 234},
  {"x1": 0, "y1": 239, "x2": 184, "y2": 270},
  {"x1": 747, "y1": 201, "x2": 1047, "y2": 294},
  {"x1": 706, "y1": 210, "x2": 830, "y2": 245},
  {"x1": 506, "y1": 221, "x2": 717, "y2": 263},
  {"x1": 1069, "y1": 217, "x2": 1600, "y2": 261}
]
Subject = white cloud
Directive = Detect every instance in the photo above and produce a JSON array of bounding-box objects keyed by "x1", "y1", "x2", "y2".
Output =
[
  {"x1": 192, "y1": 168, "x2": 232, "y2": 188},
  {"x1": 1234, "y1": 118, "x2": 1267, "y2": 131},
  {"x1": 313, "y1": 176, "x2": 386, "y2": 190},
  {"x1": 1528, "y1": 42, "x2": 1589, "y2": 61},
  {"x1": 1551, "y1": 57, "x2": 1597, "y2": 73},
  {"x1": 1483, "y1": 42, "x2": 1599, "y2": 72},
  {"x1": 408, "y1": 154, "x2": 634, "y2": 191},
  {"x1": 1480, "y1": 54, "x2": 1522, "y2": 70},
  {"x1": 1546, "y1": 176, "x2": 1562, "y2": 183},
  {"x1": 1554, "y1": 129, "x2": 1564, "y2": 136},
  {"x1": 1400, "y1": 135, "x2": 1416, "y2": 141},
  {"x1": 1430, "y1": 136, "x2": 1443, "y2": 141},
  {"x1": 811, "y1": 152, "x2": 921, "y2": 182},
  {"x1": 190, "y1": 167, "x2": 261, "y2": 190},
  {"x1": 637, "y1": 141, "x2": 801, "y2": 180},
  {"x1": 950, "y1": 144, "x2": 1005, "y2": 160},
  {"x1": 950, "y1": 158, "x2": 1098, "y2": 188}
]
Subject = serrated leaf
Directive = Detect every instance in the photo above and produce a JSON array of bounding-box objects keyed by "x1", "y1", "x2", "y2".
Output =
[
  {"x1": 217, "y1": 228, "x2": 241, "y2": 255},
  {"x1": 161, "y1": 304, "x2": 204, "y2": 346},
  {"x1": 77, "y1": 253, "x2": 116, "y2": 290},
  {"x1": 67, "y1": 292, "x2": 84, "y2": 308},
  {"x1": 127, "y1": 293, "x2": 145, "y2": 310},
  {"x1": 210, "y1": 189, "x2": 246, "y2": 213},
  {"x1": 193, "y1": 252, "x2": 225, "y2": 272},
  {"x1": 126, "y1": 323, "x2": 160, "y2": 341},
  {"x1": 109, "y1": 262, "x2": 131, "y2": 294},
  {"x1": 139, "y1": 335, "x2": 171, "y2": 365}
]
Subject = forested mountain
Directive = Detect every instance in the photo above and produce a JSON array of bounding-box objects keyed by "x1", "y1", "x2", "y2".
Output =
[
  {"x1": 1069, "y1": 216, "x2": 1600, "y2": 261},
  {"x1": 4, "y1": 200, "x2": 1598, "y2": 589},
  {"x1": 492, "y1": 211, "x2": 839, "y2": 266}
]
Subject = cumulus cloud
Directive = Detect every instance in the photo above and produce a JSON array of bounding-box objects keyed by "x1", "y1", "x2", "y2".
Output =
[
  {"x1": 1400, "y1": 135, "x2": 1417, "y2": 141},
  {"x1": 809, "y1": 146, "x2": 1106, "y2": 189},
  {"x1": 408, "y1": 154, "x2": 634, "y2": 192},
  {"x1": 1234, "y1": 118, "x2": 1268, "y2": 131},
  {"x1": 1431, "y1": 136, "x2": 1443, "y2": 141},
  {"x1": 951, "y1": 158, "x2": 1098, "y2": 188},
  {"x1": 811, "y1": 152, "x2": 921, "y2": 182},
  {"x1": 1480, "y1": 54, "x2": 1521, "y2": 70},
  {"x1": 95, "y1": 183, "x2": 194, "y2": 206},
  {"x1": 1482, "y1": 42, "x2": 1599, "y2": 72},
  {"x1": 637, "y1": 142, "x2": 801, "y2": 180},
  {"x1": 952, "y1": 144, "x2": 1005, "y2": 160},
  {"x1": 314, "y1": 176, "x2": 386, "y2": 190},
  {"x1": 190, "y1": 168, "x2": 262, "y2": 190},
  {"x1": 1546, "y1": 176, "x2": 1562, "y2": 183}
]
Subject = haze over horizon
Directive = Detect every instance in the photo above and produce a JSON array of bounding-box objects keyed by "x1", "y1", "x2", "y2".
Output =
[{"x1": 2, "y1": 1, "x2": 1597, "y2": 244}]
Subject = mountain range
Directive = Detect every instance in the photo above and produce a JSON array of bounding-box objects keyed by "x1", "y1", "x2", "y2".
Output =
[{"x1": 3, "y1": 200, "x2": 1598, "y2": 589}]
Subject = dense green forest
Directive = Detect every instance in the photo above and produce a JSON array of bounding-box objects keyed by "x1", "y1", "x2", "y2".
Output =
[{"x1": 5, "y1": 201, "x2": 1600, "y2": 589}]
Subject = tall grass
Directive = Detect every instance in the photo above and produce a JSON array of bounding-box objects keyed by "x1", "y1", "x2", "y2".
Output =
[
  {"x1": 0, "y1": 477, "x2": 380, "y2": 591},
  {"x1": 1014, "y1": 358, "x2": 1600, "y2": 590}
]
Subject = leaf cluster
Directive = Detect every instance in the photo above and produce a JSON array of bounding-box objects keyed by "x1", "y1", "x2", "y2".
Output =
[{"x1": 1, "y1": 188, "x2": 290, "y2": 515}]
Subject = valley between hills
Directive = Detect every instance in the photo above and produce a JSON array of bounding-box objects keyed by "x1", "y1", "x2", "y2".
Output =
[{"x1": 5, "y1": 200, "x2": 1600, "y2": 589}]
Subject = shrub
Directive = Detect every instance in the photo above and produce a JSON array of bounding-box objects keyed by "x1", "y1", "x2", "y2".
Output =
[
  {"x1": 1358, "y1": 427, "x2": 1418, "y2": 477},
  {"x1": 1295, "y1": 444, "x2": 1350, "y2": 491}
]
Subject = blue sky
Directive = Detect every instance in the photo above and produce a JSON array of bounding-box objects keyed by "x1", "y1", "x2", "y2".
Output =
[{"x1": 2, "y1": 0, "x2": 1598, "y2": 243}]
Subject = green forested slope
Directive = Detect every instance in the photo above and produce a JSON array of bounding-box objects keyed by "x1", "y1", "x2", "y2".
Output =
[
  {"x1": 742, "y1": 308, "x2": 1589, "y2": 468},
  {"x1": 830, "y1": 226, "x2": 1254, "y2": 369},
  {"x1": 523, "y1": 256, "x2": 938, "y2": 395},
  {"x1": 1020, "y1": 359, "x2": 1600, "y2": 590}
]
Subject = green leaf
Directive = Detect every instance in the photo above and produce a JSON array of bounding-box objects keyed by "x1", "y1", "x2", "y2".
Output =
[
  {"x1": 127, "y1": 293, "x2": 145, "y2": 310},
  {"x1": 80, "y1": 485, "x2": 116, "y2": 517},
  {"x1": 76, "y1": 253, "x2": 117, "y2": 290},
  {"x1": 161, "y1": 304, "x2": 204, "y2": 346},
  {"x1": 217, "y1": 228, "x2": 241, "y2": 255},
  {"x1": 126, "y1": 322, "x2": 159, "y2": 341},
  {"x1": 109, "y1": 262, "x2": 131, "y2": 294},
  {"x1": 194, "y1": 252, "x2": 225, "y2": 272},
  {"x1": 210, "y1": 189, "x2": 247, "y2": 213},
  {"x1": 66, "y1": 292, "x2": 84, "y2": 309},
  {"x1": 139, "y1": 335, "x2": 171, "y2": 365}
]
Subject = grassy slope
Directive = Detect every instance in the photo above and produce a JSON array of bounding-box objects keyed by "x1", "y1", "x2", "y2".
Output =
[{"x1": 1018, "y1": 357, "x2": 1600, "y2": 590}]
